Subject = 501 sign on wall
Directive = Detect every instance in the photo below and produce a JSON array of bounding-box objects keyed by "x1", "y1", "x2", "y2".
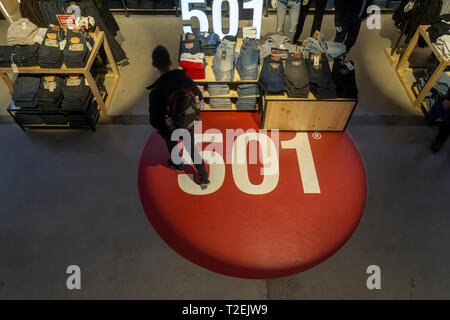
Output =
[{"x1": 181, "y1": 0, "x2": 263, "y2": 39}]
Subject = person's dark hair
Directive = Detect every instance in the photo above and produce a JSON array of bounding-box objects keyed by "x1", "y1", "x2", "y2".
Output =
[{"x1": 152, "y1": 45, "x2": 171, "y2": 70}]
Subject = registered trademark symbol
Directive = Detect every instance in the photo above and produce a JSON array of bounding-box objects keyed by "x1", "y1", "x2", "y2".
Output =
[{"x1": 312, "y1": 132, "x2": 322, "y2": 140}]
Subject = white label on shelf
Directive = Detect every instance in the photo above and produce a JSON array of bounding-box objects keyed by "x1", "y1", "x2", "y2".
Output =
[
  {"x1": 313, "y1": 55, "x2": 320, "y2": 67},
  {"x1": 86, "y1": 42, "x2": 92, "y2": 52}
]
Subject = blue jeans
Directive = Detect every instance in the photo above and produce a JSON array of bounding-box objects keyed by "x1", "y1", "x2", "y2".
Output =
[
  {"x1": 212, "y1": 39, "x2": 236, "y2": 81},
  {"x1": 236, "y1": 38, "x2": 259, "y2": 80},
  {"x1": 259, "y1": 56, "x2": 285, "y2": 94},
  {"x1": 276, "y1": 0, "x2": 301, "y2": 43}
]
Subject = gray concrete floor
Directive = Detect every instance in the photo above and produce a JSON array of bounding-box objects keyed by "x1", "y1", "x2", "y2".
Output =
[{"x1": 0, "y1": 13, "x2": 449, "y2": 299}]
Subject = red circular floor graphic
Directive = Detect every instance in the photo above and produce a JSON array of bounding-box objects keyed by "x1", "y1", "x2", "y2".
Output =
[{"x1": 138, "y1": 112, "x2": 367, "y2": 279}]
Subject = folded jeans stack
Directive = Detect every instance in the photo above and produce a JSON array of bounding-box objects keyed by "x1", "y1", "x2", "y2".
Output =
[
  {"x1": 63, "y1": 29, "x2": 91, "y2": 68},
  {"x1": 12, "y1": 75, "x2": 41, "y2": 109},
  {"x1": 259, "y1": 55, "x2": 285, "y2": 95},
  {"x1": 212, "y1": 38, "x2": 237, "y2": 81},
  {"x1": 195, "y1": 32, "x2": 220, "y2": 56},
  {"x1": 12, "y1": 43, "x2": 40, "y2": 67},
  {"x1": 179, "y1": 52, "x2": 206, "y2": 80},
  {"x1": 307, "y1": 55, "x2": 338, "y2": 99},
  {"x1": 236, "y1": 97, "x2": 257, "y2": 110},
  {"x1": 180, "y1": 33, "x2": 201, "y2": 56},
  {"x1": 209, "y1": 98, "x2": 233, "y2": 109},
  {"x1": 0, "y1": 46, "x2": 16, "y2": 67},
  {"x1": 36, "y1": 76, "x2": 64, "y2": 109},
  {"x1": 62, "y1": 76, "x2": 92, "y2": 111},
  {"x1": 237, "y1": 83, "x2": 260, "y2": 96},
  {"x1": 7, "y1": 18, "x2": 39, "y2": 46},
  {"x1": 208, "y1": 84, "x2": 230, "y2": 96},
  {"x1": 39, "y1": 25, "x2": 65, "y2": 68},
  {"x1": 284, "y1": 54, "x2": 310, "y2": 98},
  {"x1": 236, "y1": 38, "x2": 260, "y2": 80},
  {"x1": 68, "y1": 99, "x2": 99, "y2": 127},
  {"x1": 332, "y1": 58, "x2": 358, "y2": 99}
]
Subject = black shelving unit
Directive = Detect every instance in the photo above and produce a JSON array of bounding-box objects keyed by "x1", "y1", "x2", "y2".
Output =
[{"x1": 7, "y1": 97, "x2": 101, "y2": 132}]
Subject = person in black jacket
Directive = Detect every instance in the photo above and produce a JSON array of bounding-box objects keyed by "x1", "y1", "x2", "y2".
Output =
[
  {"x1": 431, "y1": 90, "x2": 450, "y2": 152},
  {"x1": 147, "y1": 46, "x2": 210, "y2": 188},
  {"x1": 334, "y1": 0, "x2": 373, "y2": 52}
]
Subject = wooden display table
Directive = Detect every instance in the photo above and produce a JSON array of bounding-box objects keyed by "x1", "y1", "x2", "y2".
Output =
[
  {"x1": 0, "y1": 29, "x2": 120, "y2": 116},
  {"x1": 394, "y1": 25, "x2": 450, "y2": 110},
  {"x1": 262, "y1": 92, "x2": 358, "y2": 132}
]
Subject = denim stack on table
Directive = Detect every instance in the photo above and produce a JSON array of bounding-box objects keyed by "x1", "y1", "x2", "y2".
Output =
[
  {"x1": 0, "y1": 46, "x2": 15, "y2": 67},
  {"x1": 284, "y1": 54, "x2": 310, "y2": 98},
  {"x1": 259, "y1": 56, "x2": 285, "y2": 95},
  {"x1": 208, "y1": 84, "x2": 229, "y2": 96},
  {"x1": 180, "y1": 33, "x2": 201, "y2": 56},
  {"x1": 332, "y1": 58, "x2": 358, "y2": 99},
  {"x1": 237, "y1": 83, "x2": 260, "y2": 96},
  {"x1": 69, "y1": 99, "x2": 99, "y2": 127},
  {"x1": 62, "y1": 76, "x2": 92, "y2": 111},
  {"x1": 12, "y1": 43, "x2": 40, "y2": 67},
  {"x1": 36, "y1": 76, "x2": 64, "y2": 109},
  {"x1": 209, "y1": 98, "x2": 233, "y2": 109},
  {"x1": 39, "y1": 26, "x2": 64, "y2": 68},
  {"x1": 195, "y1": 32, "x2": 220, "y2": 56},
  {"x1": 236, "y1": 83, "x2": 259, "y2": 110},
  {"x1": 307, "y1": 55, "x2": 338, "y2": 99},
  {"x1": 12, "y1": 76, "x2": 41, "y2": 109},
  {"x1": 236, "y1": 38, "x2": 259, "y2": 80},
  {"x1": 212, "y1": 38, "x2": 237, "y2": 81},
  {"x1": 63, "y1": 29, "x2": 90, "y2": 68}
]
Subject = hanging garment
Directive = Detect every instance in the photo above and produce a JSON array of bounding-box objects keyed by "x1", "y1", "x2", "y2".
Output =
[
  {"x1": 293, "y1": 0, "x2": 327, "y2": 43},
  {"x1": 19, "y1": 0, "x2": 47, "y2": 28},
  {"x1": 393, "y1": 0, "x2": 421, "y2": 31},
  {"x1": 404, "y1": 0, "x2": 443, "y2": 43}
]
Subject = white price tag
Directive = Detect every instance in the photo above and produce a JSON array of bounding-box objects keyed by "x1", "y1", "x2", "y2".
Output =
[
  {"x1": 313, "y1": 55, "x2": 320, "y2": 67},
  {"x1": 86, "y1": 42, "x2": 92, "y2": 51},
  {"x1": 11, "y1": 63, "x2": 19, "y2": 74},
  {"x1": 345, "y1": 60, "x2": 354, "y2": 71},
  {"x1": 60, "y1": 40, "x2": 67, "y2": 50}
]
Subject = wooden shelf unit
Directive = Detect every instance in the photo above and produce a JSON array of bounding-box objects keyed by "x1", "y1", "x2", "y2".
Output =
[
  {"x1": 394, "y1": 25, "x2": 450, "y2": 110},
  {"x1": 194, "y1": 38, "x2": 260, "y2": 112},
  {"x1": 0, "y1": 29, "x2": 120, "y2": 116}
]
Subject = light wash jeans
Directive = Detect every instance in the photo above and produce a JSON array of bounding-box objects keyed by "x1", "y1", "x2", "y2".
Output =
[{"x1": 276, "y1": 0, "x2": 301, "y2": 43}]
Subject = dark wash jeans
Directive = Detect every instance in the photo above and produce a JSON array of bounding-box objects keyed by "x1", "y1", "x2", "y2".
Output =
[
  {"x1": 259, "y1": 56, "x2": 285, "y2": 94},
  {"x1": 160, "y1": 126, "x2": 208, "y2": 183}
]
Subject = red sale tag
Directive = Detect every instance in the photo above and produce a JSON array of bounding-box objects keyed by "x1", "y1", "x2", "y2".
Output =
[{"x1": 56, "y1": 14, "x2": 77, "y2": 30}]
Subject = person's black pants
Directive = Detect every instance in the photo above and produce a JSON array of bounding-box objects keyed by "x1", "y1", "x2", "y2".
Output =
[
  {"x1": 161, "y1": 127, "x2": 209, "y2": 183},
  {"x1": 293, "y1": 0, "x2": 327, "y2": 43},
  {"x1": 436, "y1": 121, "x2": 450, "y2": 143},
  {"x1": 335, "y1": 17, "x2": 362, "y2": 52}
]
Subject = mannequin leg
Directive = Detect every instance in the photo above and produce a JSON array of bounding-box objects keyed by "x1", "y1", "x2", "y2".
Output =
[
  {"x1": 288, "y1": 1, "x2": 301, "y2": 43},
  {"x1": 310, "y1": 0, "x2": 327, "y2": 36},
  {"x1": 293, "y1": 0, "x2": 312, "y2": 43},
  {"x1": 344, "y1": 18, "x2": 362, "y2": 52},
  {"x1": 276, "y1": 0, "x2": 288, "y2": 35}
]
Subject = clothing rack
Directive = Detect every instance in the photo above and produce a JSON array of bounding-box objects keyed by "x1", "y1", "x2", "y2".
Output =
[{"x1": 394, "y1": 25, "x2": 449, "y2": 111}]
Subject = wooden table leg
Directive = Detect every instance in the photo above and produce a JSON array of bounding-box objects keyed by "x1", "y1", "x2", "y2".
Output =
[
  {"x1": 0, "y1": 73, "x2": 14, "y2": 94},
  {"x1": 414, "y1": 61, "x2": 448, "y2": 108},
  {"x1": 396, "y1": 27, "x2": 420, "y2": 71},
  {"x1": 85, "y1": 71, "x2": 107, "y2": 115}
]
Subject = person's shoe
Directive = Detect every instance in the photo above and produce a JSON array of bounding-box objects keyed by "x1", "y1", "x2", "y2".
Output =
[
  {"x1": 199, "y1": 179, "x2": 210, "y2": 190},
  {"x1": 167, "y1": 159, "x2": 183, "y2": 172},
  {"x1": 431, "y1": 140, "x2": 444, "y2": 152}
]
